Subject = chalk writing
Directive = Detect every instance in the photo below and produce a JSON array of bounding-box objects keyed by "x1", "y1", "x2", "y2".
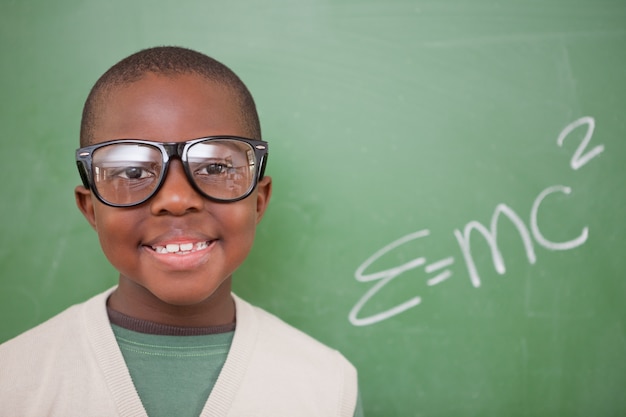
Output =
[
  {"x1": 454, "y1": 203, "x2": 536, "y2": 288},
  {"x1": 425, "y1": 257, "x2": 454, "y2": 286},
  {"x1": 349, "y1": 116, "x2": 603, "y2": 327},
  {"x1": 557, "y1": 116, "x2": 603, "y2": 170},
  {"x1": 530, "y1": 185, "x2": 589, "y2": 251},
  {"x1": 349, "y1": 229, "x2": 429, "y2": 327}
]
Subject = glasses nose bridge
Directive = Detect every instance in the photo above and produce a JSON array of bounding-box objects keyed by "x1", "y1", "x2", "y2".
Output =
[
  {"x1": 159, "y1": 142, "x2": 193, "y2": 186},
  {"x1": 161, "y1": 142, "x2": 187, "y2": 162}
]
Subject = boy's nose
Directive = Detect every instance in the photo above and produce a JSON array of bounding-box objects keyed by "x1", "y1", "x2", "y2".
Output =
[{"x1": 149, "y1": 160, "x2": 205, "y2": 215}]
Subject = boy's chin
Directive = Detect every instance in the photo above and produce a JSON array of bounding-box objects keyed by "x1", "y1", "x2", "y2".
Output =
[
  {"x1": 114, "y1": 274, "x2": 234, "y2": 323},
  {"x1": 148, "y1": 278, "x2": 232, "y2": 308}
]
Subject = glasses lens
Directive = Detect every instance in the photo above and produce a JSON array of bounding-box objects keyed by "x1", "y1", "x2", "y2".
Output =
[
  {"x1": 187, "y1": 139, "x2": 256, "y2": 200},
  {"x1": 92, "y1": 143, "x2": 163, "y2": 206}
]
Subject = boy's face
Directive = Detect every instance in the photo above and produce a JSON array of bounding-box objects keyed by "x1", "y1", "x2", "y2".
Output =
[{"x1": 75, "y1": 73, "x2": 271, "y2": 324}]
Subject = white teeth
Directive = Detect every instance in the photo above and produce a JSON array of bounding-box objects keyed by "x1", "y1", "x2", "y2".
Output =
[
  {"x1": 152, "y1": 241, "x2": 209, "y2": 254},
  {"x1": 180, "y1": 243, "x2": 194, "y2": 251},
  {"x1": 154, "y1": 246, "x2": 168, "y2": 254}
]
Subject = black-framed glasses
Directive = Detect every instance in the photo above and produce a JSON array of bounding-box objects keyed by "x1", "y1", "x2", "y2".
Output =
[{"x1": 76, "y1": 136, "x2": 268, "y2": 207}]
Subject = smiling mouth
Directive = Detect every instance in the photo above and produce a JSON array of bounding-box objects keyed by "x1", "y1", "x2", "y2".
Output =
[{"x1": 151, "y1": 241, "x2": 211, "y2": 255}]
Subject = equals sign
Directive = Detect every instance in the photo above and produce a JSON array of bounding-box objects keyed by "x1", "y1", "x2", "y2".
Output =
[{"x1": 425, "y1": 257, "x2": 454, "y2": 286}]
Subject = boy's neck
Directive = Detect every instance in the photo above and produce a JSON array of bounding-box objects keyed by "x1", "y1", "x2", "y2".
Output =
[
  {"x1": 107, "y1": 278, "x2": 236, "y2": 328},
  {"x1": 107, "y1": 307, "x2": 236, "y2": 335}
]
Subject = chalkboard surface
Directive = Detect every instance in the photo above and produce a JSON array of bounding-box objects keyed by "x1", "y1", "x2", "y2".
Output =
[{"x1": 1, "y1": 1, "x2": 625, "y2": 416}]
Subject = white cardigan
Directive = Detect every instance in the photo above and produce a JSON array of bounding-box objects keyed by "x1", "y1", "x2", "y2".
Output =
[{"x1": 0, "y1": 288, "x2": 358, "y2": 416}]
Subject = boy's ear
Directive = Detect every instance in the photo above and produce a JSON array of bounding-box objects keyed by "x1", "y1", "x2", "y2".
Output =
[
  {"x1": 75, "y1": 185, "x2": 97, "y2": 230},
  {"x1": 255, "y1": 176, "x2": 272, "y2": 225}
]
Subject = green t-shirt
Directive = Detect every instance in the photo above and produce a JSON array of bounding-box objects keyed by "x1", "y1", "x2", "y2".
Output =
[
  {"x1": 111, "y1": 316, "x2": 364, "y2": 417},
  {"x1": 111, "y1": 324, "x2": 233, "y2": 417}
]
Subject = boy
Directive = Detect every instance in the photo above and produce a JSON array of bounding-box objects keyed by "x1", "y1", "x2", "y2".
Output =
[{"x1": 0, "y1": 46, "x2": 361, "y2": 416}]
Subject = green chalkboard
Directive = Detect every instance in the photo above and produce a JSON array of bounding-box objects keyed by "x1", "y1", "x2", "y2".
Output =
[{"x1": 1, "y1": 1, "x2": 625, "y2": 416}]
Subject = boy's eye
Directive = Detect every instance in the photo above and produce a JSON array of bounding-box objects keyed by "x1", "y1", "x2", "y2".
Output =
[
  {"x1": 117, "y1": 166, "x2": 153, "y2": 180},
  {"x1": 198, "y1": 162, "x2": 232, "y2": 176}
]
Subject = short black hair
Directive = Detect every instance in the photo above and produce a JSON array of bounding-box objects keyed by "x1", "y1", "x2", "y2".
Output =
[{"x1": 80, "y1": 46, "x2": 261, "y2": 147}]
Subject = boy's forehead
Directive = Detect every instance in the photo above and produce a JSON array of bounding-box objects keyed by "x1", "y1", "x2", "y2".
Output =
[
  {"x1": 93, "y1": 73, "x2": 247, "y2": 142},
  {"x1": 104, "y1": 72, "x2": 236, "y2": 106}
]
